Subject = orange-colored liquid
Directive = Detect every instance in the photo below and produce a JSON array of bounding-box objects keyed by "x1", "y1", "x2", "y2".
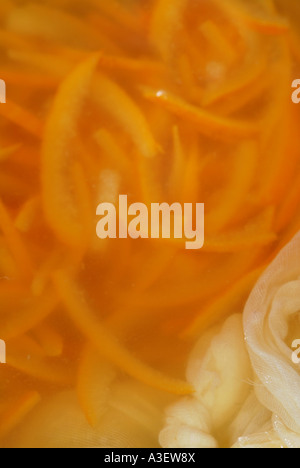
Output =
[{"x1": 0, "y1": 0, "x2": 300, "y2": 448}]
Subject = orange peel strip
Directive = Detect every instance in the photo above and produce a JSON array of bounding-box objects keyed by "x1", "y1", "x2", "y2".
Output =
[
  {"x1": 0, "y1": 240, "x2": 16, "y2": 278},
  {"x1": 0, "y1": 198, "x2": 33, "y2": 277},
  {"x1": 275, "y1": 171, "x2": 300, "y2": 232},
  {"x1": 41, "y1": 54, "x2": 99, "y2": 247},
  {"x1": 14, "y1": 196, "x2": 40, "y2": 233},
  {"x1": 200, "y1": 20, "x2": 237, "y2": 66},
  {"x1": 202, "y1": 53, "x2": 266, "y2": 107},
  {"x1": 32, "y1": 323, "x2": 63, "y2": 358},
  {"x1": 206, "y1": 141, "x2": 259, "y2": 233},
  {"x1": 168, "y1": 126, "x2": 186, "y2": 198},
  {"x1": 0, "y1": 172, "x2": 33, "y2": 201},
  {"x1": 0, "y1": 68, "x2": 58, "y2": 89},
  {"x1": 92, "y1": 73, "x2": 159, "y2": 158},
  {"x1": 77, "y1": 345, "x2": 116, "y2": 427},
  {"x1": 149, "y1": 0, "x2": 188, "y2": 62},
  {"x1": 7, "y1": 335, "x2": 73, "y2": 385},
  {"x1": 0, "y1": 99, "x2": 43, "y2": 139},
  {"x1": 7, "y1": 49, "x2": 73, "y2": 79},
  {"x1": 87, "y1": 0, "x2": 144, "y2": 33},
  {"x1": 229, "y1": 0, "x2": 289, "y2": 35},
  {"x1": 53, "y1": 270, "x2": 194, "y2": 396},
  {"x1": 212, "y1": 0, "x2": 288, "y2": 35},
  {"x1": 94, "y1": 128, "x2": 130, "y2": 171},
  {"x1": 181, "y1": 136, "x2": 202, "y2": 202},
  {"x1": 255, "y1": 39, "x2": 292, "y2": 204},
  {"x1": 183, "y1": 267, "x2": 265, "y2": 338},
  {"x1": 204, "y1": 208, "x2": 277, "y2": 253},
  {"x1": 141, "y1": 87, "x2": 258, "y2": 139},
  {"x1": 203, "y1": 3, "x2": 267, "y2": 107},
  {"x1": 97, "y1": 53, "x2": 165, "y2": 75},
  {"x1": 204, "y1": 231, "x2": 277, "y2": 253},
  {"x1": 1, "y1": 290, "x2": 59, "y2": 341},
  {"x1": 0, "y1": 391, "x2": 41, "y2": 440},
  {"x1": 6, "y1": 3, "x2": 120, "y2": 53}
]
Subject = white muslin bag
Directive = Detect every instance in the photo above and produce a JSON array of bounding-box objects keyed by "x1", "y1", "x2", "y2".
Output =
[{"x1": 160, "y1": 232, "x2": 300, "y2": 448}]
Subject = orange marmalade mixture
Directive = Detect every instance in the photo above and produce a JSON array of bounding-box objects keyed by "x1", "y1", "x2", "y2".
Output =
[{"x1": 0, "y1": 0, "x2": 300, "y2": 448}]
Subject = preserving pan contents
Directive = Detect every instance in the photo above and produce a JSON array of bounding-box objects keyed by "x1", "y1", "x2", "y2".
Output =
[{"x1": 0, "y1": 0, "x2": 300, "y2": 448}]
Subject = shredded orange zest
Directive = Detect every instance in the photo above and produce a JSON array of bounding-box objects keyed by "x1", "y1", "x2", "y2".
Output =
[
  {"x1": 149, "y1": 0, "x2": 188, "y2": 62},
  {"x1": 88, "y1": 0, "x2": 144, "y2": 33},
  {"x1": 32, "y1": 323, "x2": 64, "y2": 358},
  {"x1": 53, "y1": 270, "x2": 194, "y2": 396},
  {"x1": 0, "y1": 198, "x2": 33, "y2": 277},
  {"x1": 77, "y1": 345, "x2": 116, "y2": 427},
  {"x1": 97, "y1": 53, "x2": 165, "y2": 75},
  {"x1": 226, "y1": 0, "x2": 289, "y2": 35},
  {"x1": 7, "y1": 335, "x2": 72, "y2": 385},
  {"x1": 183, "y1": 267, "x2": 265, "y2": 338},
  {"x1": 92, "y1": 74, "x2": 159, "y2": 158},
  {"x1": 0, "y1": 392, "x2": 41, "y2": 440},
  {"x1": 0, "y1": 67, "x2": 58, "y2": 89},
  {"x1": 181, "y1": 139, "x2": 201, "y2": 202},
  {"x1": 0, "y1": 240, "x2": 17, "y2": 278},
  {"x1": 41, "y1": 54, "x2": 99, "y2": 248},
  {"x1": 94, "y1": 128, "x2": 130, "y2": 172},
  {"x1": 7, "y1": 49, "x2": 75, "y2": 78},
  {"x1": 0, "y1": 99, "x2": 43, "y2": 138},
  {"x1": 168, "y1": 126, "x2": 186, "y2": 198},
  {"x1": 141, "y1": 87, "x2": 258, "y2": 139},
  {"x1": 275, "y1": 171, "x2": 300, "y2": 233},
  {"x1": 203, "y1": 229, "x2": 277, "y2": 253},
  {"x1": 200, "y1": 20, "x2": 237, "y2": 66},
  {"x1": 201, "y1": 50, "x2": 266, "y2": 107},
  {"x1": 7, "y1": 3, "x2": 120, "y2": 52},
  {"x1": 14, "y1": 196, "x2": 40, "y2": 233},
  {"x1": 206, "y1": 141, "x2": 258, "y2": 233},
  {"x1": 0, "y1": 291, "x2": 59, "y2": 341}
]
